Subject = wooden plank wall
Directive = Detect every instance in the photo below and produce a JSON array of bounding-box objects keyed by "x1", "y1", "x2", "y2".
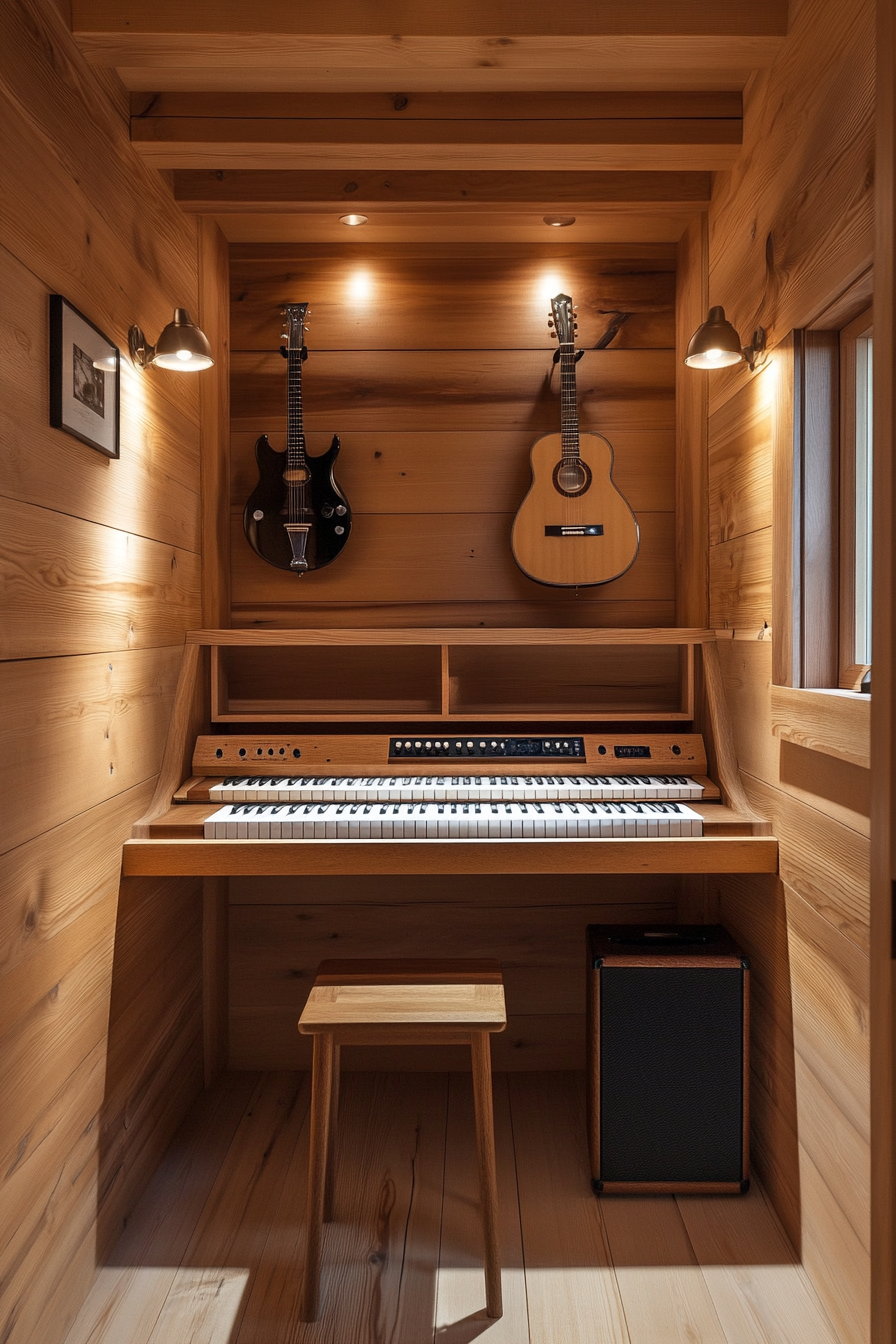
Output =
[
  {"x1": 702, "y1": 0, "x2": 874, "y2": 1338},
  {"x1": 226, "y1": 241, "x2": 682, "y2": 1067},
  {"x1": 0, "y1": 2, "x2": 224, "y2": 1341},
  {"x1": 228, "y1": 242, "x2": 676, "y2": 628}
]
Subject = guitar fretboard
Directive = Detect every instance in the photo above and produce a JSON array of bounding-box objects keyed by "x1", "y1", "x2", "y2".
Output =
[{"x1": 559, "y1": 343, "x2": 580, "y2": 459}]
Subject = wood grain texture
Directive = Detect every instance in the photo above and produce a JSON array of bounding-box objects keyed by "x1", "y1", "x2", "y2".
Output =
[
  {"x1": 231, "y1": 430, "x2": 675, "y2": 514},
  {"x1": 0, "y1": 778, "x2": 154, "y2": 979},
  {"x1": 0, "y1": 646, "x2": 182, "y2": 854},
  {"x1": 0, "y1": 498, "x2": 200, "y2": 660},
  {"x1": 1, "y1": 6, "x2": 210, "y2": 1334},
  {"x1": 704, "y1": 7, "x2": 875, "y2": 1323},
  {"x1": 770, "y1": 685, "x2": 871, "y2": 769},
  {"x1": 707, "y1": 0, "x2": 873, "y2": 392},
  {"x1": 131, "y1": 113, "x2": 741, "y2": 174},
  {"x1": 198, "y1": 218, "x2": 231, "y2": 628},
  {"x1": 708, "y1": 373, "x2": 774, "y2": 545},
  {"x1": 60, "y1": 1068, "x2": 850, "y2": 1344},
  {"x1": 177, "y1": 167, "x2": 713, "y2": 212},
  {"x1": 872, "y1": 0, "x2": 896, "y2": 1337},
  {"x1": 0, "y1": 245, "x2": 201, "y2": 553},
  {"x1": 675, "y1": 213, "x2": 709, "y2": 628},
  {"x1": 232, "y1": 348, "x2": 675, "y2": 432},
  {"x1": 231, "y1": 512, "x2": 674, "y2": 606},
  {"x1": 709, "y1": 526, "x2": 772, "y2": 630},
  {"x1": 230, "y1": 250, "x2": 674, "y2": 352}
]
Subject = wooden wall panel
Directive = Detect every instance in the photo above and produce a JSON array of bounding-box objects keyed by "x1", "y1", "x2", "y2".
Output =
[
  {"x1": 229, "y1": 246, "x2": 675, "y2": 351},
  {"x1": 0, "y1": 501, "x2": 200, "y2": 660},
  {"x1": 230, "y1": 428, "x2": 675, "y2": 515},
  {"x1": 227, "y1": 876, "x2": 677, "y2": 1071},
  {"x1": 0, "y1": 2, "x2": 210, "y2": 1339},
  {"x1": 229, "y1": 244, "x2": 676, "y2": 628},
  {"x1": 705, "y1": 0, "x2": 874, "y2": 1327},
  {"x1": 231, "y1": 511, "x2": 674, "y2": 607}
]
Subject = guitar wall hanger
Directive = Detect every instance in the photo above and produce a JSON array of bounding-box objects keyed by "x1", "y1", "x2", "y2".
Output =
[
  {"x1": 280, "y1": 345, "x2": 308, "y2": 361},
  {"x1": 553, "y1": 347, "x2": 584, "y2": 365}
]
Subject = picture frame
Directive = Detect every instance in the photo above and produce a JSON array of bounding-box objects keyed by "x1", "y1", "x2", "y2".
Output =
[{"x1": 49, "y1": 294, "x2": 120, "y2": 458}]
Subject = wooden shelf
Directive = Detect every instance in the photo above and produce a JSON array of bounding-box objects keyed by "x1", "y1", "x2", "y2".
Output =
[
  {"x1": 122, "y1": 835, "x2": 779, "y2": 878},
  {"x1": 208, "y1": 627, "x2": 699, "y2": 724}
]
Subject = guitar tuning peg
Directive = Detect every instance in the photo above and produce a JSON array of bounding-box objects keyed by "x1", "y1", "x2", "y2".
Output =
[
  {"x1": 547, "y1": 319, "x2": 554, "y2": 327},
  {"x1": 550, "y1": 331, "x2": 557, "y2": 338}
]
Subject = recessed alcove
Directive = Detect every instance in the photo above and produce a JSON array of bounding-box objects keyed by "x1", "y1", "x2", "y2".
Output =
[{"x1": 3, "y1": 2, "x2": 881, "y2": 1344}]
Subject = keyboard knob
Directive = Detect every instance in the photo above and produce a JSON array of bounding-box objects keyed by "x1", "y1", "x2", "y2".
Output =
[
  {"x1": 404, "y1": 740, "x2": 412, "y2": 750},
  {"x1": 425, "y1": 741, "x2": 432, "y2": 750},
  {"x1": 479, "y1": 741, "x2": 487, "y2": 750},
  {"x1": 414, "y1": 741, "x2": 422, "y2": 750},
  {"x1": 394, "y1": 742, "x2": 402, "y2": 752},
  {"x1": 490, "y1": 740, "x2": 497, "y2": 748},
  {"x1": 466, "y1": 741, "x2": 474, "y2": 749},
  {"x1": 455, "y1": 741, "x2": 462, "y2": 750}
]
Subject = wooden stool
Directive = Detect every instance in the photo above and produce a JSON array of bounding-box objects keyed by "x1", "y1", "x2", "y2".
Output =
[{"x1": 297, "y1": 958, "x2": 507, "y2": 1322}]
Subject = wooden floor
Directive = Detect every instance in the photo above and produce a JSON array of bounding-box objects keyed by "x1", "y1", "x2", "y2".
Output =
[{"x1": 64, "y1": 1071, "x2": 841, "y2": 1344}]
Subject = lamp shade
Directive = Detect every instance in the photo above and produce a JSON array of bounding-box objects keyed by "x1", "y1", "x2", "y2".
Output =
[
  {"x1": 684, "y1": 305, "x2": 744, "y2": 369},
  {"x1": 152, "y1": 308, "x2": 215, "y2": 371}
]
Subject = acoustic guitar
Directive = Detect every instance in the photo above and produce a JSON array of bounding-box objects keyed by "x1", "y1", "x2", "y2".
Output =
[
  {"x1": 511, "y1": 293, "x2": 639, "y2": 587},
  {"x1": 243, "y1": 303, "x2": 351, "y2": 575}
]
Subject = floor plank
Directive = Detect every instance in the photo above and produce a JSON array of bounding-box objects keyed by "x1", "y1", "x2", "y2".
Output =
[
  {"x1": 600, "y1": 1196, "x2": 727, "y2": 1344},
  {"x1": 61, "y1": 1072, "x2": 847, "y2": 1344},
  {"x1": 677, "y1": 1182, "x2": 839, "y2": 1344},
  {"x1": 64, "y1": 1072, "x2": 256, "y2": 1344},
  {"x1": 236, "y1": 1071, "x2": 448, "y2": 1344},
  {"x1": 435, "y1": 1072, "x2": 529, "y2": 1343},
  {"x1": 508, "y1": 1071, "x2": 631, "y2": 1344}
]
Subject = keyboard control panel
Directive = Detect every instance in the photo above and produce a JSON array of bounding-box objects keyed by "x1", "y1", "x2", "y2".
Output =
[{"x1": 389, "y1": 736, "x2": 585, "y2": 759}]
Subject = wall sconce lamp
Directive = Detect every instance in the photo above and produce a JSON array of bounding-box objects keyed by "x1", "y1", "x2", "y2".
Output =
[
  {"x1": 684, "y1": 305, "x2": 767, "y2": 372},
  {"x1": 128, "y1": 308, "x2": 214, "y2": 371}
]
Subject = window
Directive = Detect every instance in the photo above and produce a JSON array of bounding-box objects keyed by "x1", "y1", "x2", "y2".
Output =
[{"x1": 839, "y1": 309, "x2": 873, "y2": 687}]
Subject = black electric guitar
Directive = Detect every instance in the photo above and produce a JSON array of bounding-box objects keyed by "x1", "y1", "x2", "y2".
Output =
[
  {"x1": 243, "y1": 303, "x2": 351, "y2": 574},
  {"x1": 511, "y1": 293, "x2": 638, "y2": 587}
]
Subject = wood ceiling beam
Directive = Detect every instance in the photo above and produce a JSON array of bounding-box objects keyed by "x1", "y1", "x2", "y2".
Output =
[
  {"x1": 72, "y1": 0, "x2": 788, "y2": 93},
  {"x1": 173, "y1": 169, "x2": 713, "y2": 214},
  {"x1": 130, "y1": 95, "x2": 742, "y2": 172}
]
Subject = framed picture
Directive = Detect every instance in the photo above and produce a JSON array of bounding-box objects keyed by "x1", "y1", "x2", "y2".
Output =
[{"x1": 49, "y1": 295, "x2": 120, "y2": 458}]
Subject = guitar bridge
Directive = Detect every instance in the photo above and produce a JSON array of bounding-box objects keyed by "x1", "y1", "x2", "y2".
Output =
[
  {"x1": 284, "y1": 523, "x2": 311, "y2": 572},
  {"x1": 544, "y1": 524, "x2": 604, "y2": 537}
]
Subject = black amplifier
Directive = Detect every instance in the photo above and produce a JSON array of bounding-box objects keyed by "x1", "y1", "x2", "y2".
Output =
[{"x1": 587, "y1": 924, "x2": 750, "y2": 1195}]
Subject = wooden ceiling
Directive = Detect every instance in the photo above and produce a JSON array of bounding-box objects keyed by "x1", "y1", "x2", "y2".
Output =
[{"x1": 71, "y1": 0, "x2": 790, "y2": 243}]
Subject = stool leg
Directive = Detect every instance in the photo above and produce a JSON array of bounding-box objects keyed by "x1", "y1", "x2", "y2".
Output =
[
  {"x1": 300, "y1": 1031, "x2": 335, "y2": 1322},
  {"x1": 470, "y1": 1031, "x2": 503, "y2": 1319},
  {"x1": 324, "y1": 1043, "x2": 340, "y2": 1222}
]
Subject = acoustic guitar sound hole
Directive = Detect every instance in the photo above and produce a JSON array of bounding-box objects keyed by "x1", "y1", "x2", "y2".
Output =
[{"x1": 552, "y1": 458, "x2": 592, "y2": 497}]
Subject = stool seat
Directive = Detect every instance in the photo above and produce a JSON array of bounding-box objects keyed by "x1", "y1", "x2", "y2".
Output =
[
  {"x1": 300, "y1": 958, "x2": 506, "y2": 1033},
  {"x1": 297, "y1": 958, "x2": 506, "y2": 1323}
]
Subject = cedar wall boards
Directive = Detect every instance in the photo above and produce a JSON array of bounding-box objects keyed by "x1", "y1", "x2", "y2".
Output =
[
  {"x1": 229, "y1": 242, "x2": 676, "y2": 629},
  {"x1": 0, "y1": 2, "x2": 225, "y2": 1341},
  {"x1": 226, "y1": 245, "x2": 684, "y2": 1075},
  {"x1": 698, "y1": 0, "x2": 874, "y2": 1339}
]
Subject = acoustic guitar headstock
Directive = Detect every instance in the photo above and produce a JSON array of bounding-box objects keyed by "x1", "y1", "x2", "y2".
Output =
[{"x1": 548, "y1": 293, "x2": 578, "y2": 344}]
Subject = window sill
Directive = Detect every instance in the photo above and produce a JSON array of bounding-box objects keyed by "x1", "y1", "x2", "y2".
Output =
[{"x1": 770, "y1": 685, "x2": 870, "y2": 770}]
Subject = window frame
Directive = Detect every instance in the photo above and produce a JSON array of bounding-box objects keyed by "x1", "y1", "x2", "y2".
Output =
[{"x1": 838, "y1": 306, "x2": 873, "y2": 689}]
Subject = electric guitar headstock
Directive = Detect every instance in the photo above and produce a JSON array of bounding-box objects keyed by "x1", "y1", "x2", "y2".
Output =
[
  {"x1": 280, "y1": 303, "x2": 310, "y2": 360},
  {"x1": 548, "y1": 293, "x2": 578, "y2": 346}
]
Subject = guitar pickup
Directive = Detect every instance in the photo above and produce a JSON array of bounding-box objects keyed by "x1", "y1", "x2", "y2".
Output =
[{"x1": 544, "y1": 524, "x2": 604, "y2": 536}]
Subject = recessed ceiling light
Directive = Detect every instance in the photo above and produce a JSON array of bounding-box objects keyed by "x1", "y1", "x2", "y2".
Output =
[
  {"x1": 339, "y1": 214, "x2": 368, "y2": 226},
  {"x1": 543, "y1": 215, "x2": 576, "y2": 228}
]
